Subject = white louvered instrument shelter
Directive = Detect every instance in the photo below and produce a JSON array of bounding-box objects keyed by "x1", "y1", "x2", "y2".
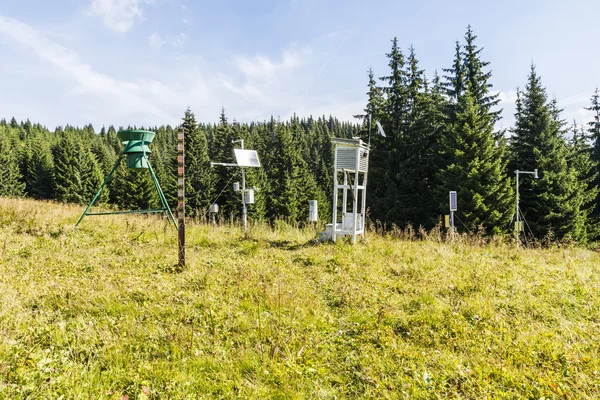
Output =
[{"x1": 324, "y1": 137, "x2": 370, "y2": 244}]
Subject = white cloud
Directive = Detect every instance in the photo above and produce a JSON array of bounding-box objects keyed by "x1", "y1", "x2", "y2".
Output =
[
  {"x1": 0, "y1": 15, "x2": 204, "y2": 125},
  {"x1": 90, "y1": 0, "x2": 152, "y2": 33},
  {"x1": 558, "y1": 92, "x2": 590, "y2": 108},
  {"x1": 0, "y1": 14, "x2": 364, "y2": 127},
  {"x1": 232, "y1": 48, "x2": 306, "y2": 79},
  {"x1": 221, "y1": 46, "x2": 364, "y2": 122},
  {"x1": 169, "y1": 33, "x2": 187, "y2": 48},
  {"x1": 496, "y1": 90, "x2": 518, "y2": 105},
  {"x1": 148, "y1": 32, "x2": 187, "y2": 49},
  {"x1": 556, "y1": 92, "x2": 595, "y2": 126},
  {"x1": 148, "y1": 32, "x2": 163, "y2": 49}
]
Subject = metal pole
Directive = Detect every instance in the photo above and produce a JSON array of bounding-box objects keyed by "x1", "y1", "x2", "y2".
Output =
[
  {"x1": 360, "y1": 158, "x2": 368, "y2": 240},
  {"x1": 178, "y1": 128, "x2": 185, "y2": 268},
  {"x1": 331, "y1": 145, "x2": 338, "y2": 242},
  {"x1": 368, "y1": 114, "x2": 372, "y2": 146},
  {"x1": 241, "y1": 167, "x2": 247, "y2": 234},
  {"x1": 351, "y1": 148, "x2": 360, "y2": 244},
  {"x1": 237, "y1": 140, "x2": 247, "y2": 234}
]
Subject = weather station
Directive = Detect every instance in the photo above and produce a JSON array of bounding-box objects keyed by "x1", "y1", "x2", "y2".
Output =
[
  {"x1": 322, "y1": 117, "x2": 386, "y2": 244},
  {"x1": 210, "y1": 140, "x2": 261, "y2": 233}
]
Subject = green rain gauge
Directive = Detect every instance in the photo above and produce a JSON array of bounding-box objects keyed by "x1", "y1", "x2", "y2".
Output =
[{"x1": 74, "y1": 130, "x2": 177, "y2": 230}]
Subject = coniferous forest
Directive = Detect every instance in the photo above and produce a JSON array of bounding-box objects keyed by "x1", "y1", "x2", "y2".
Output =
[{"x1": 2, "y1": 26, "x2": 600, "y2": 242}]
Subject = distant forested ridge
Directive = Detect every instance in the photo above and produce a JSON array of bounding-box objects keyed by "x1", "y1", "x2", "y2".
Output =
[{"x1": 1, "y1": 26, "x2": 600, "y2": 242}]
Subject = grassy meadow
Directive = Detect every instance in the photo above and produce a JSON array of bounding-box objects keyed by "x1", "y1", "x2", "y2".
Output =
[{"x1": 1, "y1": 198, "x2": 600, "y2": 399}]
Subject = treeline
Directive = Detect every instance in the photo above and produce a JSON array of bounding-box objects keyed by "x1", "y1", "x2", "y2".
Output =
[
  {"x1": 0, "y1": 111, "x2": 357, "y2": 224},
  {"x1": 362, "y1": 26, "x2": 600, "y2": 242},
  {"x1": 1, "y1": 25, "x2": 600, "y2": 242}
]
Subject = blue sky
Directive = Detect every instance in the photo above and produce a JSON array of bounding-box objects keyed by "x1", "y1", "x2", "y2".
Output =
[{"x1": 0, "y1": 0, "x2": 598, "y2": 130}]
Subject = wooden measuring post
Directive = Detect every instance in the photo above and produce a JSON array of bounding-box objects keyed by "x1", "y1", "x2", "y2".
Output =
[{"x1": 177, "y1": 128, "x2": 185, "y2": 268}]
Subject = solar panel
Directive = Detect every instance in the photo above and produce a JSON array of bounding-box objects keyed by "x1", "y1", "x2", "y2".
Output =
[
  {"x1": 234, "y1": 149, "x2": 261, "y2": 167},
  {"x1": 449, "y1": 191, "x2": 457, "y2": 211}
]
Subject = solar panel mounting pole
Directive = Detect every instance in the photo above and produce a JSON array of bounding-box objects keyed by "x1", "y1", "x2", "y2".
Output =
[
  {"x1": 177, "y1": 128, "x2": 185, "y2": 268},
  {"x1": 210, "y1": 144, "x2": 260, "y2": 235},
  {"x1": 232, "y1": 139, "x2": 248, "y2": 234}
]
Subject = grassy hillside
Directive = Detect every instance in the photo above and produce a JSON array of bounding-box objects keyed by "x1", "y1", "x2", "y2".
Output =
[{"x1": 1, "y1": 198, "x2": 600, "y2": 399}]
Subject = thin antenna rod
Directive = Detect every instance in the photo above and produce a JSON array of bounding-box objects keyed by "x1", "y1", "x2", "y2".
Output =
[{"x1": 368, "y1": 114, "x2": 372, "y2": 146}]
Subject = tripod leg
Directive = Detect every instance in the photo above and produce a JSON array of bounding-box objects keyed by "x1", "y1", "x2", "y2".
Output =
[{"x1": 74, "y1": 158, "x2": 121, "y2": 230}]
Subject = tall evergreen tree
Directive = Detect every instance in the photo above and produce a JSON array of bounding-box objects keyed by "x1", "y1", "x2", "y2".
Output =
[
  {"x1": 355, "y1": 67, "x2": 386, "y2": 125},
  {"x1": 210, "y1": 110, "x2": 240, "y2": 221},
  {"x1": 438, "y1": 86, "x2": 512, "y2": 233},
  {"x1": 462, "y1": 26, "x2": 501, "y2": 121},
  {"x1": 586, "y1": 88, "x2": 600, "y2": 223},
  {"x1": 265, "y1": 121, "x2": 327, "y2": 223},
  {"x1": 52, "y1": 132, "x2": 106, "y2": 204},
  {"x1": 182, "y1": 108, "x2": 215, "y2": 219},
  {"x1": 379, "y1": 37, "x2": 407, "y2": 141},
  {"x1": 442, "y1": 41, "x2": 465, "y2": 109},
  {"x1": 0, "y1": 132, "x2": 25, "y2": 197},
  {"x1": 28, "y1": 138, "x2": 56, "y2": 199},
  {"x1": 80, "y1": 145, "x2": 107, "y2": 204},
  {"x1": 567, "y1": 121, "x2": 598, "y2": 241},
  {"x1": 53, "y1": 133, "x2": 85, "y2": 203},
  {"x1": 437, "y1": 26, "x2": 512, "y2": 234},
  {"x1": 510, "y1": 65, "x2": 579, "y2": 239}
]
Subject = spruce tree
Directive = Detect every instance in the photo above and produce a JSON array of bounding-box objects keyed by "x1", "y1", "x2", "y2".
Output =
[
  {"x1": 379, "y1": 37, "x2": 407, "y2": 141},
  {"x1": 510, "y1": 65, "x2": 578, "y2": 239},
  {"x1": 182, "y1": 108, "x2": 215, "y2": 219},
  {"x1": 587, "y1": 88, "x2": 600, "y2": 223},
  {"x1": 210, "y1": 109, "x2": 238, "y2": 220},
  {"x1": 462, "y1": 26, "x2": 501, "y2": 121},
  {"x1": 0, "y1": 132, "x2": 25, "y2": 197},
  {"x1": 443, "y1": 41, "x2": 465, "y2": 110},
  {"x1": 28, "y1": 138, "x2": 56, "y2": 199},
  {"x1": 80, "y1": 146, "x2": 107, "y2": 204},
  {"x1": 52, "y1": 132, "x2": 106, "y2": 205},
  {"x1": 355, "y1": 67, "x2": 386, "y2": 125},
  {"x1": 152, "y1": 137, "x2": 178, "y2": 210},
  {"x1": 265, "y1": 121, "x2": 325, "y2": 223},
  {"x1": 53, "y1": 133, "x2": 85, "y2": 203},
  {"x1": 396, "y1": 71, "x2": 448, "y2": 228},
  {"x1": 438, "y1": 26, "x2": 511, "y2": 234},
  {"x1": 438, "y1": 86, "x2": 512, "y2": 233},
  {"x1": 567, "y1": 122, "x2": 598, "y2": 241},
  {"x1": 377, "y1": 46, "x2": 429, "y2": 227}
]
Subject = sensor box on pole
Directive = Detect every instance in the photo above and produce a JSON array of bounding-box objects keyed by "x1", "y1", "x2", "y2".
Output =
[
  {"x1": 308, "y1": 200, "x2": 318, "y2": 222},
  {"x1": 449, "y1": 191, "x2": 457, "y2": 230}
]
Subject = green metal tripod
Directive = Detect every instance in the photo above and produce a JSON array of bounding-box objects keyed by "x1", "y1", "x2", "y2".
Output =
[{"x1": 74, "y1": 130, "x2": 177, "y2": 230}]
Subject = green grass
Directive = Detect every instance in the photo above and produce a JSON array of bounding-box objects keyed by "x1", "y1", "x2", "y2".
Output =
[{"x1": 1, "y1": 198, "x2": 600, "y2": 399}]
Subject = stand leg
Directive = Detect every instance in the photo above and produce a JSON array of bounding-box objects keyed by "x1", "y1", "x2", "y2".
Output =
[
  {"x1": 74, "y1": 159, "x2": 120, "y2": 230},
  {"x1": 147, "y1": 159, "x2": 178, "y2": 230}
]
